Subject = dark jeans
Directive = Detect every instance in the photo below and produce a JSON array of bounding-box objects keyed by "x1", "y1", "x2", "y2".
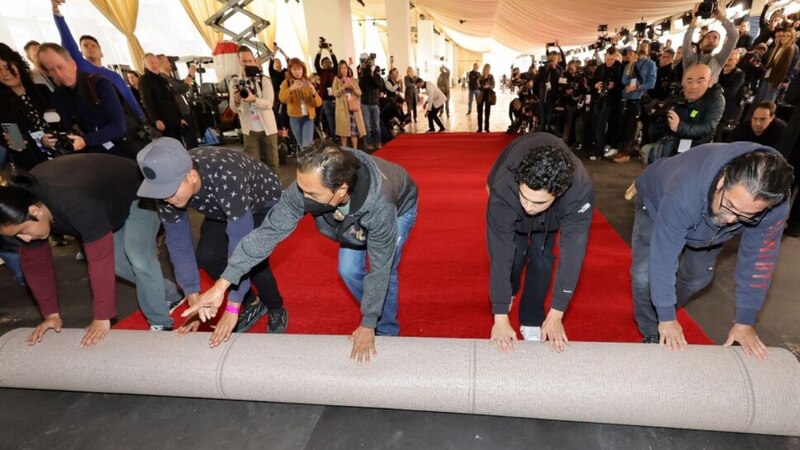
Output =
[
  {"x1": 477, "y1": 99, "x2": 491, "y2": 131},
  {"x1": 631, "y1": 198, "x2": 723, "y2": 336},
  {"x1": 180, "y1": 114, "x2": 199, "y2": 149},
  {"x1": 618, "y1": 100, "x2": 641, "y2": 156},
  {"x1": 539, "y1": 99, "x2": 557, "y2": 132},
  {"x1": 592, "y1": 99, "x2": 617, "y2": 156},
  {"x1": 196, "y1": 213, "x2": 283, "y2": 310},
  {"x1": 511, "y1": 231, "x2": 557, "y2": 327},
  {"x1": 427, "y1": 105, "x2": 445, "y2": 131}
]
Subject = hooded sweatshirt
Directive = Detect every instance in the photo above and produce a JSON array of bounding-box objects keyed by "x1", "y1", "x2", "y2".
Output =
[
  {"x1": 222, "y1": 148, "x2": 418, "y2": 328},
  {"x1": 634, "y1": 142, "x2": 790, "y2": 325},
  {"x1": 486, "y1": 133, "x2": 595, "y2": 314}
]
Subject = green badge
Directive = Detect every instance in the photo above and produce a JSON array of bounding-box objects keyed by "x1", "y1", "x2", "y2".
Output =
[{"x1": 690, "y1": 110, "x2": 699, "y2": 118}]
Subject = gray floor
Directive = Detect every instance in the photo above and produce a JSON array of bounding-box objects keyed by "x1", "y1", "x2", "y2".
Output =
[{"x1": 1, "y1": 89, "x2": 798, "y2": 449}]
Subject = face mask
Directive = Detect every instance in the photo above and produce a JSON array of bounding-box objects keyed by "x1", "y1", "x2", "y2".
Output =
[{"x1": 303, "y1": 192, "x2": 336, "y2": 215}]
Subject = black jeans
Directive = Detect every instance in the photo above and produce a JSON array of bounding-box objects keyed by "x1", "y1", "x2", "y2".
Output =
[
  {"x1": 477, "y1": 99, "x2": 491, "y2": 131},
  {"x1": 180, "y1": 114, "x2": 199, "y2": 149},
  {"x1": 511, "y1": 231, "x2": 557, "y2": 327},
  {"x1": 618, "y1": 100, "x2": 641, "y2": 156},
  {"x1": 195, "y1": 213, "x2": 283, "y2": 310},
  {"x1": 592, "y1": 99, "x2": 617, "y2": 156},
  {"x1": 427, "y1": 105, "x2": 445, "y2": 131}
]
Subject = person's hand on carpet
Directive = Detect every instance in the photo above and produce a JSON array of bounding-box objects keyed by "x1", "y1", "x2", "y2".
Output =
[
  {"x1": 27, "y1": 314, "x2": 63, "y2": 346},
  {"x1": 490, "y1": 314, "x2": 517, "y2": 353},
  {"x1": 185, "y1": 280, "x2": 231, "y2": 322},
  {"x1": 349, "y1": 326, "x2": 376, "y2": 364},
  {"x1": 80, "y1": 319, "x2": 111, "y2": 349},
  {"x1": 209, "y1": 312, "x2": 237, "y2": 348},
  {"x1": 658, "y1": 320, "x2": 687, "y2": 352},
  {"x1": 724, "y1": 324, "x2": 769, "y2": 362},
  {"x1": 175, "y1": 317, "x2": 201, "y2": 336},
  {"x1": 541, "y1": 309, "x2": 570, "y2": 352}
]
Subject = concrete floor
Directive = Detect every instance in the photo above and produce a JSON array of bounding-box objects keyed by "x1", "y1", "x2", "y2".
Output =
[{"x1": 0, "y1": 88, "x2": 798, "y2": 449}]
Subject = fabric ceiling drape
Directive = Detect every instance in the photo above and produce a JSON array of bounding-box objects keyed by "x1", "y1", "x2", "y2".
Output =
[
  {"x1": 179, "y1": 0, "x2": 224, "y2": 51},
  {"x1": 88, "y1": 0, "x2": 146, "y2": 71},
  {"x1": 245, "y1": 0, "x2": 277, "y2": 57}
]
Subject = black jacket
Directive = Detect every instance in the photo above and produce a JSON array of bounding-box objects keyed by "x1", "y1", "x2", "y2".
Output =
[
  {"x1": 139, "y1": 70, "x2": 182, "y2": 127},
  {"x1": 673, "y1": 83, "x2": 725, "y2": 147},
  {"x1": 486, "y1": 133, "x2": 595, "y2": 314},
  {"x1": 728, "y1": 118, "x2": 786, "y2": 148},
  {"x1": 359, "y1": 68, "x2": 383, "y2": 105}
]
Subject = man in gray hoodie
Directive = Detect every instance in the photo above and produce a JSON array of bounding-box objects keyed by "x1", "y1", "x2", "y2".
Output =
[{"x1": 186, "y1": 140, "x2": 418, "y2": 363}]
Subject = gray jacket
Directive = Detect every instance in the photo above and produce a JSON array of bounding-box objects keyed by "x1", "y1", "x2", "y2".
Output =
[
  {"x1": 682, "y1": 18, "x2": 738, "y2": 85},
  {"x1": 221, "y1": 148, "x2": 418, "y2": 328}
]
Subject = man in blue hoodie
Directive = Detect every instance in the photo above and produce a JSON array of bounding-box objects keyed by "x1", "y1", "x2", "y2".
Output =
[{"x1": 632, "y1": 143, "x2": 794, "y2": 361}]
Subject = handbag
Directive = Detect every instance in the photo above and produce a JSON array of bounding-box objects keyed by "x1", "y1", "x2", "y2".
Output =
[
  {"x1": 487, "y1": 89, "x2": 497, "y2": 106},
  {"x1": 346, "y1": 92, "x2": 360, "y2": 113}
]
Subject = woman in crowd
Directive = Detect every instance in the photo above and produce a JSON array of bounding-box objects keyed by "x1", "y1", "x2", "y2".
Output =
[
  {"x1": 278, "y1": 58, "x2": 322, "y2": 149},
  {"x1": 476, "y1": 63, "x2": 495, "y2": 133},
  {"x1": 385, "y1": 67, "x2": 403, "y2": 101},
  {"x1": 404, "y1": 67, "x2": 418, "y2": 123},
  {"x1": 756, "y1": 26, "x2": 798, "y2": 103},
  {"x1": 332, "y1": 61, "x2": 365, "y2": 148},
  {"x1": 0, "y1": 43, "x2": 54, "y2": 171}
]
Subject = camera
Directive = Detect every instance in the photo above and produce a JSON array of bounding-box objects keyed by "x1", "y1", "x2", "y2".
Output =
[
  {"x1": 233, "y1": 76, "x2": 254, "y2": 99},
  {"x1": 319, "y1": 36, "x2": 332, "y2": 50},
  {"x1": 546, "y1": 42, "x2": 557, "y2": 47},
  {"x1": 597, "y1": 24, "x2": 608, "y2": 33},
  {"x1": 696, "y1": 0, "x2": 717, "y2": 19},
  {"x1": 374, "y1": 65, "x2": 386, "y2": 76},
  {"x1": 42, "y1": 111, "x2": 74, "y2": 156}
]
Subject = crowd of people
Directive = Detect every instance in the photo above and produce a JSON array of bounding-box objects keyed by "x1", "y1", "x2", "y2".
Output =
[{"x1": 0, "y1": 0, "x2": 797, "y2": 364}]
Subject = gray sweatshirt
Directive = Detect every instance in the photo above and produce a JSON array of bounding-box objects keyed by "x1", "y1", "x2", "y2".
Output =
[
  {"x1": 682, "y1": 17, "x2": 739, "y2": 85},
  {"x1": 221, "y1": 148, "x2": 418, "y2": 328}
]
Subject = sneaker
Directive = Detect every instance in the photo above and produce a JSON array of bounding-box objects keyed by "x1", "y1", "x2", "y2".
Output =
[
  {"x1": 150, "y1": 325, "x2": 173, "y2": 332},
  {"x1": 233, "y1": 297, "x2": 269, "y2": 333},
  {"x1": 268, "y1": 307, "x2": 288, "y2": 333},
  {"x1": 642, "y1": 334, "x2": 660, "y2": 344},
  {"x1": 613, "y1": 154, "x2": 631, "y2": 163},
  {"x1": 589, "y1": 155, "x2": 599, "y2": 161},
  {"x1": 520, "y1": 325, "x2": 541, "y2": 341},
  {"x1": 75, "y1": 251, "x2": 85, "y2": 261},
  {"x1": 50, "y1": 236, "x2": 68, "y2": 247},
  {"x1": 167, "y1": 296, "x2": 184, "y2": 313},
  {"x1": 604, "y1": 147, "x2": 618, "y2": 158}
]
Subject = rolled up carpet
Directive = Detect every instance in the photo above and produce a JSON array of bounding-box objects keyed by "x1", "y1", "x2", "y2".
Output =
[{"x1": 0, "y1": 328, "x2": 798, "y2": 436}]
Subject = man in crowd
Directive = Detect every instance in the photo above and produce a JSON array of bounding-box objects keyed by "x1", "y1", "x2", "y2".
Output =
[
  {"x1": 738, "y1": 43, "x2": 768, "y2": 92},
  {"x1": 536, "y1": 48, "x2": 566, "y2": 133},
  {"x1": 136, "y1": 138, "x2": 286, "y2": 347},
  {"x1": 682, "y1": 0, "x2": 739, "y2": 85},
  {"x1": 415, "y1": 77, "x2": 447, "y2": 133},
  {"x1": 158, "y1": 55, "x2": 199, "y2": 150},
  {"x1": 229, "y1": 46, "x2": 280, "y2": 175},
  {"x1": 727, "y1": 101, "x2": 786, "y2": 148},
  {"x1": 359, "y1": 58, "x2": 384, "y2": 150},
  {"x1": 314, "y1": 43, "x2": 338, "y2": 138},
  {"x1": 715, "y1": 50, "x2": 745, "y2": 141},
  {"x1": 139, "y1": 53, "x2": 186, "y2": 142},
  {"x1": 650, "y1": 49, "x2": 676, "y2": 102},
  {"x1": 184, "y1": 140, "x2": 418, "y2": 363},
  {"x1": 613, "y1": 45, "x2": 657, "y2": 163},
  {"x1": 38, "y1": 43, "x2": 145, "y2": 159},
  {"x1": 0, "y1": 154, "x2": 181, "y2": 347},
  {"x1": 631, "y1": 142, "x2": 793, "y2": 361},
  {"x1": 467, "y1": 63, "x2": 481, "y2": 115},
  {"x1": 486, "y1": 133, "x2": 594, "y2": 352},
  {"x1": 590, "y1": 47, "x2": 623, "y2": 160},
  {"x1": 23, "y1": 40, "x2": 55, "y2": 91},
  {"x1": 735, "y1": 21, "x2": 753, "y2": 50},
  {"x1": 641, "y1": 64, "x2": 724, "y2": 164}
]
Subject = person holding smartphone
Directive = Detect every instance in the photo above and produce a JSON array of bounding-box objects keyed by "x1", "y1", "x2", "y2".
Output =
[
  {"x1": 332, "y1": 61, "x2": 365, "y2": 148},
  {"x1": 278, "y1": 58, "x2": 322, "y2": 149}
]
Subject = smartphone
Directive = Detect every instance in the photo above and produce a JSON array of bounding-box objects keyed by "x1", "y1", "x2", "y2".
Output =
[{"x1": 1, "y1": 123, "x2": 26, "y2": 150}]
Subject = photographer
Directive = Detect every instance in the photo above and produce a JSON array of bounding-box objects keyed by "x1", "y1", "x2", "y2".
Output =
[
  {"x1": 641, "y1": 64, "x2": 724, "y2": 165},
  {"x1": 380, "y1": 95, "x2": 410, "y2": 143},
  {"x1": 613, "y1": 45, "x2": 657, "y2": 163},
  {"x1": 158, "y1": 55, "x2": 199, "y2": 150},
  {"x1": 436, "y1": 65, "x2": 451, "y2": 117},
  {"x1": 727, "y1": 101, "x2": 786, "y2": 148},
  {"x1": 139, "y1": 53, "x2": 185, "y2": 142},
  {"x1": 535, "y1": 43, "x2": 566, "y2": 133},
  {"x1": 682, "y1": 0, "x2": 738, "y2": 85},
  {"x1": 590, "y1": 47, "x2": 623, "y2": 160},
  {"x1": 414, "y1": 77, "x2": 446, "y2": 133},
  {"x1": 314, "y1": 37, "x2": 338, "y2": 139},
  {"x1": 230, "y1": 45, "x2": 280, "y2": 175},
  {"x1": 384, "y1": 67, "x2": 403, "y2": 101},
  {"x1": 278, "y1": 58, "x2": 321, "y2": 150},
  {"x1": 715, "y1": 50, "x2": 745, "y2": 141},
  {"x1": 358, "y1": 54, "x2": 384, "y2": 150}
]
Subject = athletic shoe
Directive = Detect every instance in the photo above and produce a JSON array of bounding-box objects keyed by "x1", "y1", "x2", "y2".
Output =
[
  {"x1": 642, "y1": 334, "x2": 660, "y2": 344},
  {"x1": 167, "y1": 296, "x2": 184, "y2": 313},
  {"x1": 589, "y1": 155, "x2": 599, "y2": 161},
  {"x1": 520, "y1": 325, "x2": 541, "y2": 341},
  {"x1": 150, "y1": 325, "x2": 173, "y2": 331},
  {"x1": 233, "y1": 297, "x2": 269, "y2": 333},
  {"x1": 604, "y1": 147, "x2": 618, "y2": 158},
  {"x1": 268, "y1": 307, "x2": 288, "y2": 333},
  {"x1": 75, "y1": 251, "x2": 85, "y2": 261},
  {"x1": 50, "y1": 236, "x2": 68, "y2": 247},
  {"x1": 613, "y1": 154, "x2": 631, "y2": 163}
]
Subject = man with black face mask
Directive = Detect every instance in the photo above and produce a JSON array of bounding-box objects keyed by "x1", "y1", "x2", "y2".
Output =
[
  {"x1": 186, "y1": 140, "x2": 418, "y2": 364},
  {"x1": 136, "y1": 138, "x2": 286, "y2": 348}
]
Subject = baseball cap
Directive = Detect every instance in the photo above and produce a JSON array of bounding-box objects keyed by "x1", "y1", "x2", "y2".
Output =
[{"x1": 136, "y1": 137, "x2": 193, "y2": 199}]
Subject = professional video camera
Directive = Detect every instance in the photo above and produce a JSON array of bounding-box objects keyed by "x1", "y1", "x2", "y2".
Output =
[
  {"x1": 232, "y1": 65, "x2": 264, "y2": 98},
  {"x1": 696, "y1": 0, "x2": 717, "y2": 19},
  {"x1": 645, "y1": 93, "x2": 686, "y2": 140},
  {"x1": 319, "y1": 36, "x2": 332, "y2": 50}
]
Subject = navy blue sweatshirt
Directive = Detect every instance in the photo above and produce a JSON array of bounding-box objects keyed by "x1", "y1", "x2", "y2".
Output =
[{"x1": 634, "y1": 142, "x2": 789, "y2": 325}]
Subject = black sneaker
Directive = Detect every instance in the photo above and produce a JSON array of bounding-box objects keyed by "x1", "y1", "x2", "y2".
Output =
[
  {"x1": 642, "y1": 334, "x2": 660, "y2": 344},
  {"x1": 268, "y1": 307, "x2": 288, "y2": 333},
  {"x1": 167, "y1": 296, "x2": 184, "y2": 313},
  {"x1": 233, "y1": 297, "x2": 269, "y2": 333},
  {"x1": 150, "y1": 325, "x2": 173, "y2": 331}
]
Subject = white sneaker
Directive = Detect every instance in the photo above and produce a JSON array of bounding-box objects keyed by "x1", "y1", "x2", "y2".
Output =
[
  {"x1": 589, "y1": 155, "x2": 598, "y2": 161},
  {"x1": 604, "y1": 148, "x2": 618, "y2": 158},
  {"x1": 520, "y1": 326, "x2": 541, "y2": 341}
]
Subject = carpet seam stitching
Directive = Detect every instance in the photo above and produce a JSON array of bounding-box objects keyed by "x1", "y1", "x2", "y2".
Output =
[
  {"x1": 470, "y1": 340, "x2": 476, "y2": 413},
  {"x1": 215, "y1": 333, "x2": 241, "y2": 399},
  {"x1": 732, "y1": 349, "x2": 757, "y2": 432}
]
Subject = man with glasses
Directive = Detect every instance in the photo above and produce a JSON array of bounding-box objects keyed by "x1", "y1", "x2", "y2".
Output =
[{"x1": 630, "y1": 142, "x2": 794, "y2": 361}]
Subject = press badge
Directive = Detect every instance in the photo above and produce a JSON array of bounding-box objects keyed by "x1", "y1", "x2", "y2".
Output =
[
  {"x1": 102, "y1": 141, "x2": 114, "y2": 150},
  {"x1": 559, "y1": 77, "x2": 568, "y2": 85},
  {"x1": 678, "y1": 139, "x2": 692, "y2": 153}
]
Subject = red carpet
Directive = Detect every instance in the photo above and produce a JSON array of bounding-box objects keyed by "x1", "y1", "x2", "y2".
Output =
[{"x1": 116, "y1": 133, "x2": 712, "y2": 344}]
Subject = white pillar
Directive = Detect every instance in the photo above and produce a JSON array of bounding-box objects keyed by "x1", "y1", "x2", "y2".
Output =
[
  {"x1": 302, "y1": 0, "x2": 356, "y2": 70},
  {"x1": 386, "y1": 0, "x2": 412, "y2": 75},
  {"x1": 417, "y1": 19, "x2": 434, "y2": 82}
]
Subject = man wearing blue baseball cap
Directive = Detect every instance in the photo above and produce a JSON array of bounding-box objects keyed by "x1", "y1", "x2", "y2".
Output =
[{"x1": 137, "y1": 137, "x2": 286, "y2": 347}]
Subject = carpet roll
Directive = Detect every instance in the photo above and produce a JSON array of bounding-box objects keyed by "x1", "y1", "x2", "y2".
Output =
[{"x1": 0, "y1": 328, "x2": 798, "y2": 436}]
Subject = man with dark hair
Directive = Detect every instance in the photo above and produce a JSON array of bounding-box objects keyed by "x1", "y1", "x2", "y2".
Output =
[
  {"x1": 535, "y1": 46, "x2": 566, "y2": 133},
  {"x1": 314, "y1": 43, "x2": 338, "y2": 138},
  {"x1": 51, "y1": 0, "x2": 143, "y2": 118},
  {"x1": 185, "y1": 140, "x2": 418, "y2": 363},
  {"x1": 23, "y1": 40, "x2": 55, "y2": 91},
  {"x1": 139, "y1": 53, "x2": 185, "y2": 142},
  {"x1": 136, "y1": 138, "x2": 286, "y2": 347},
  {"x1": 0, "y1": 154, "x2": 181, "y2": 347},
  {"x1": 631, "y1": 143, "x2": 794, "y2": 360},
  {"x1": 682, "y1": 0, "x2": 739, "y2": 85},
  {"x1": 715, "y1": 50, "x2": 746, "y2": 140},
  {"x1": 486, "y1": 133, "x2": 594, "y2": 352},
  {"x1": 590, "y1": 47, "x2": 623, "y2": 160},
  {"x1": 415, "y1": 77, "x2": 447, "y2": 133},
  {"x1": 727, "y1": 101, "x2": 786, "y2": 148},
  {"x1": 467, "y1": 63, "x2": 481, "y2": 115},
  {"x1": 613, "y1": 44, "x2": 657, "y2": 163},
  {"x1": 158, "y1": 54, "x2": 199, "y2": 150}
]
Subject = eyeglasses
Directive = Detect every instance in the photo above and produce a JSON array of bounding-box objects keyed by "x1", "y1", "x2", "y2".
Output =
[{"x1": 718, "y1": 189, "x2": 766, "y2": 226}]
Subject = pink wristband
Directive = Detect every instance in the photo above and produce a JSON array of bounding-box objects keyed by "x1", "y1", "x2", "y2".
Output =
[{"x1": 225, "y1": 304, "x2": 241, "y2": 314}]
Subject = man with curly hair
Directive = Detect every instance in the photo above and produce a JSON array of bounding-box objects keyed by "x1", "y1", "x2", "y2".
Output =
[{"x1": 486, "y1": 133, "x2": 595, "y2": 353}]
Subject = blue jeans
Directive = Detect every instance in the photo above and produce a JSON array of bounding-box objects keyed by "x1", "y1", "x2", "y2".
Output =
[
  {"x1": 322, "y1": 100, "x2": 336, "y2": 138},
  {"x1": 468, "y1": 89, "x2": 480, "y2": 113},
  {"x1": 362, "y1": 104, "x2": 381, "y2": 147},
  {"x1": 113, "y1": 200, "x2": 180, "y2": 327},
  {"x1": 289, "y1": 116, "x2": 315, "y2": 149},
  {"x1": 337, "y1": 203, "x2": 418, "y2": 336},
  {"x1": 0, "y1": 236, "x2": 24, "y2": 285}
]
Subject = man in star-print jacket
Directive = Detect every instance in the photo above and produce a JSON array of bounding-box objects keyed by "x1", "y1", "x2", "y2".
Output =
[{"x1": 136, "y1": 138, "x2": 285, "y2": 347}]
